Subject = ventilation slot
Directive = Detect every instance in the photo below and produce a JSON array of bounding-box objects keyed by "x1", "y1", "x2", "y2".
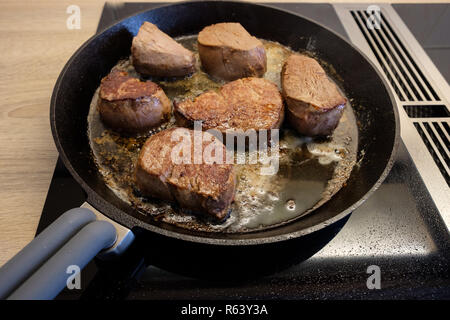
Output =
[
  {"x1": 404, "y1": 105, "x2": 450, "y2": 118},
  {"x1": 414, "y1": 122, "x2": 450, "y2": 187},
  {"x1": 350, "y1": 10, "x2": 441, "y2": 102},
  {"x1": 380, "y1": 12, "x2": 440, "y2": 101}
]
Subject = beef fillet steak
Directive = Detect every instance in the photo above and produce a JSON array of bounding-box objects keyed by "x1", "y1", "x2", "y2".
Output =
[
  {"x1": 98, "y1": 69, "x2": 171, "y2": 133},
  {"x1": 198, "y1": 22, "x2": 267, "y2": 81},
  {"x1": 174, "y1": 77, "x2": 283, "y2": 136},
  {"x1": 281, "y1": 54, "x2": 346, "y2": 136},
  {"x1": 135, "y1": 128, "x2": 236, "y2": 220},
  {"x1": 131, "y1": 22, "x2": 196, "y2": 77}
]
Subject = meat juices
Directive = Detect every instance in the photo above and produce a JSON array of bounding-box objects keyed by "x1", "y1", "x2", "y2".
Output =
[
  {"x1": 135, "y1": 128, "x2": 236, "y2": 220},
  {"x1": 131, "y1": 22, "x2": 196, "y2": 77},
  {"x1": 174, "y1": 77, "x2": 283, "y2": 135},
  {"x1": 198, "y1": 23, "x2": 267, "y2": 81},
  {"x1": 281, "y1": 54, "x2": 346, "y2": 136},
  {"x1": 98, "y1": 69, "x2": 172, "y2": 133}
]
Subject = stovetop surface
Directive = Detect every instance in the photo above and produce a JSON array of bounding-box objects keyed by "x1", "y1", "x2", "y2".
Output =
[{"x1": 38, "y1": 2, "x2": 450, "y2": 300}]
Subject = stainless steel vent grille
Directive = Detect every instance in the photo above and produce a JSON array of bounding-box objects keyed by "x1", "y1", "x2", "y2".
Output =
[
  {"x1": 350, "y1": 9, "x2": 450, "y2": 187},
  {"x1": 414, "y1": 122, "x2": 450, "y2": 187},
  {"x1": 403, "y1": 105, "x2": 450, "y2": 118},
  {"x1": 335, "y1": 3, "x2": 450, "y2": 229},
  {"x1": 350, "y1": 10, "x2": 440, "y2": 102}
]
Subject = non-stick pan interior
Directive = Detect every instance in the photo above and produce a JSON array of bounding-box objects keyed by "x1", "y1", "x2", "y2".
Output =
[{"x1": 51, "y1": 1, "x2": 398, "y2": 244}]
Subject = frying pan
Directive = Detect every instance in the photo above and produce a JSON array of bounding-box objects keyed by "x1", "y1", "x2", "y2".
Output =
[{"x1": 0, "y1": 1, "x2": 399, "y2": 299}]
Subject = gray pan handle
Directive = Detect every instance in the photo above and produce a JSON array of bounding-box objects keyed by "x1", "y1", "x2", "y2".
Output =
[
  {"x1": 0, "y1": 208, "x2": 96, "y2": 299},
  {"x1": 7, "y1": 220, "x2": 117, "y2": 300}
]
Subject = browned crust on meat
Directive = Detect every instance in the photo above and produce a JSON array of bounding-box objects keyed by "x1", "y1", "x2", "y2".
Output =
[
  {"x1": 98, "y1": 70, "x2": 172, "y2": 133},
  {"x1": 135, "y1": 128, "x2": 236, "y2": 220},
  {"x1": 174, "y1": 77, "x2": 283, "y2": 133},
  {"x1": 100, "y1": 69, "x2": 159, "y2": 101}
]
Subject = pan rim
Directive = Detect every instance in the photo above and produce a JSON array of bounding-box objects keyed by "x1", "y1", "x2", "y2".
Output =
[{"x1": 50, "y1": 0, "x2": 400, "y2": 246}]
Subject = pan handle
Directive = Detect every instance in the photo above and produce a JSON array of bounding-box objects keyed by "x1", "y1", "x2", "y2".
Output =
[
  {"x1": 80, "y1": 202, "x2": 135, "y2": 260},
  {"x1": 7, "y1": 220, "x2": 116, "y2": 300},
  {"x1": 0, "y1": 208, "x2": 96, "y2": 299},
  {"x1": 0, "y1": 205, "x2": 133, "y2": 300}
]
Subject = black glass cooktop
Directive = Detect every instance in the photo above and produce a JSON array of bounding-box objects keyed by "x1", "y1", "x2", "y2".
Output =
[{"x1": 38, "y1": 2, "x2": 449, "y2": 300}]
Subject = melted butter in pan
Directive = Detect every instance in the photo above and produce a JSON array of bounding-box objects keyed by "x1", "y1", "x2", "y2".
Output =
[{"x1": 88, "y1": 35, "x2": 358, "y2": 233}]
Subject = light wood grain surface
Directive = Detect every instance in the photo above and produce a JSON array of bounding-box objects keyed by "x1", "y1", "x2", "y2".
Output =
[{"x1": 0, "y1": 0, "x2": 447, "y2": 267}]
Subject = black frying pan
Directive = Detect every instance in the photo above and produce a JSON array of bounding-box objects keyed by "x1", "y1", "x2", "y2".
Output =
[{"x1": 0, "y1": 1, "x2": 399, "y2": 299}]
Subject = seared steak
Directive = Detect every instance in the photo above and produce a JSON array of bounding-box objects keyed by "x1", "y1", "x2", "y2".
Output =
[
  {"x1": 135, "y1": 128, "x2": 236, "y2": 220},
  {"x1": 198, "y1": 23, "x2": 266, "y2": 81},
  {"x1": 131, "y1": 22, "x2": 196, "y2": 77},
  {"x1": 281, "y1": 54, "x2": 346, "y2": 136},
  {"x1": 98, "y1": 69, "x2": 171, "y2": 133},
  {"x1": 174, "y1": 77, "x2": 283, "y2": 135}
]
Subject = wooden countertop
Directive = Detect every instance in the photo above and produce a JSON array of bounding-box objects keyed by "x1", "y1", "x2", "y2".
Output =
[{"x1": 0, "y1": 0, "x2": 446, "y2": 267}]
